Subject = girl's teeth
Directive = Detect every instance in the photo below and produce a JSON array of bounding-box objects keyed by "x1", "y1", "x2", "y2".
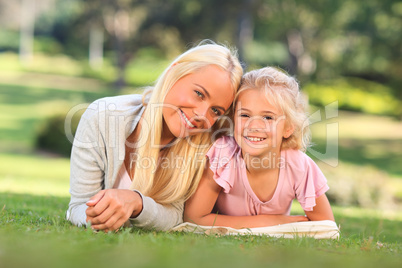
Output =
[
  {"x1": 245, "y1": 137, "x2": 265, "y2": 142},
  {"x1": 181, "y1": 110, "x2": 195, "y2": 128}
]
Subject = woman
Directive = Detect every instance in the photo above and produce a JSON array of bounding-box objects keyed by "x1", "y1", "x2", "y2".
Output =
[{"x1": 67, "y1": 42, "x2": 243, "y2": 232}]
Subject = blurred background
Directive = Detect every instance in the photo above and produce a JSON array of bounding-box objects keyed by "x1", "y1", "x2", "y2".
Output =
[{"x1": 0, "y1": 0, "x2": 401, "y2": 212}]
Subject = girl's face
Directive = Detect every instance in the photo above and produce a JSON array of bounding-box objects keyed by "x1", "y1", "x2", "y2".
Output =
[
  {"x1": 234, "y1": 88, "x2": 294, "y2": 158},
  {"x1": 162, "y1": 65, "x2": 234, "y2": 140}
]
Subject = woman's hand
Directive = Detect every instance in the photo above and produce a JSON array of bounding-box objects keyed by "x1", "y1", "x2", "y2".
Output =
[{"x1": 85, "y1": 189, "x2": 143, "y2": 232}]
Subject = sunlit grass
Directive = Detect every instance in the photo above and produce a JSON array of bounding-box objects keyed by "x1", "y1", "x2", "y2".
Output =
[
  {"x1": 308, "y1": 109, "x2": 402, "y2": 178},
  {"x1": 0, "y1": 191, "x2": 401, "y2": 268},
  {"x1": 0, "y1": 153, "x2": 70, "y2": 197},
  {"x1": 0, "y1": 70, "x2": 109, "y2": 92},
  {"x1": 0, "y1": 51, "x2": 167, "y2": 87},
  {"x1": 309, "y1": 109, "x2": 402, "y2": 140}
]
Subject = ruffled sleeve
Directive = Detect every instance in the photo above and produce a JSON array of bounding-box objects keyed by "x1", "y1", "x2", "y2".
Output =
[
  {"x1": 288, "y1": 151, "x2": 329, "y2": 211},
  {"x1": 206, "y1": 136, "x2": 240, "y2": 193}
]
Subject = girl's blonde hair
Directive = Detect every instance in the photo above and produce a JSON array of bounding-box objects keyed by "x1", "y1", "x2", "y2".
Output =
[
  {"x1": 235, "y1": 67, "x2": 310, "y2": 151},
  {"x1": 129, "y1": 42, "x2": 243, "y2": 205}
]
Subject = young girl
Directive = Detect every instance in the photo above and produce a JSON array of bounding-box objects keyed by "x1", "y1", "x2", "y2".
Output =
[
  {"x1": 67, "y1": 42, "x2": 243, "y2": 232},
  {"x1": 184, "y1": 67, "x2": 335, "y2": 229}
]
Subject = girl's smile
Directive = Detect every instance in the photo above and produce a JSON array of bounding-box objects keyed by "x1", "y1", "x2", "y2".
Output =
[
  {"x1": 234, "y1": 88, "x2": 294, "y2": 159},
  {"x1": 244, "y1": 135, "x2": 267, "y2": 143}
]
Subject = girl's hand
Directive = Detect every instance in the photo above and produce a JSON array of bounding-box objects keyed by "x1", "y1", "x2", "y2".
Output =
[
  {"x1": 281, "y1": 215, "x2": 310, "y2": 223},
  {"x1": 305, "y1": 194, "x2": 335, "y2": 221},
  {"x1": 259, "y1": 214, "x2": 309, "y2": 227},
  {"x1": 85, "y1": 189, "x2": 143, "y2": 232}
]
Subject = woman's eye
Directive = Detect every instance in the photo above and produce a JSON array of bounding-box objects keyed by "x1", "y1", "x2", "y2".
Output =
[
  {"x1": 212, "y1": 108, "x2": 221, "y2": 116},
  {"x1": 195, "y1": 90, "x2": 204, "y2": 99}
]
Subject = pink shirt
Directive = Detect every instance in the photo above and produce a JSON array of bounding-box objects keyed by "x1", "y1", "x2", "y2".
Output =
[
  {"x1": 113, "y1": 164, "x2": 132, "y2": 189},
  {"x1": 206, "y1": 136, "x2": 329, "y2": 216}
]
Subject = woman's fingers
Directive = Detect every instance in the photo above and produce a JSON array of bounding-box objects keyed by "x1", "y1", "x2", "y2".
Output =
[
  {"x1": 86, "y1": 190, "x2": 106, "y2": 207},
  {"x1": 86, "y1": 195, "x2": 109, "y2": 218},
  {"x1": 86, "y1": 189, "x2": 142, "y2": 231},
  {"x1": 91, "y1": 206, "x2": 132, "y2": 231},
  {"x1": 86, "y1": 204, "x2": 113, "y2": 225},
  {"x1": 92, "y1": 213, "x2": 126, "y2": 232}
]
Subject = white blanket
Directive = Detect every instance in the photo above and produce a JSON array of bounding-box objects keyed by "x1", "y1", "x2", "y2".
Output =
[{"x1": 171, "y1": 220, "x2": 340, "y2": 239}]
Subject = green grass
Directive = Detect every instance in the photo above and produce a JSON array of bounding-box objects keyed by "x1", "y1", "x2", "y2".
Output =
[
  {"x1": 0, "y1": 51, "x2": 169, "y2": 87},
  {"x1": 1, "y1": 191, "x2": 401, "y2": 268},
  {"x1": 0, "y1": 153, "x2": 70, "y2": 196},
  {"x1": 309, "y1": 110, "x2": 402, "y2": 178},
  {"x1": 1, "y1": 153, "x2": 401, "y2": 268}
]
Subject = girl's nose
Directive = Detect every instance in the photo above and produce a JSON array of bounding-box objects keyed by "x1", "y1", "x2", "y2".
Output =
[{"x1": 247, "y1": 117, "x2": 268, "y2": 131}]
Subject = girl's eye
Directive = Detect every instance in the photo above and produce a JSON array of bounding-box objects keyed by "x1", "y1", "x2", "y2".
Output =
[
  {"x1": 195, "y1": 90, "x2": 204, "y2": 99},
  {"x1": 240, "y1": 114, "x2": 249, "y2": 118},
  {"x1": 212, "y1": 108, "x2": 221, "y2": 116},
  {"x1": 263, "y1": 116, "x2": 274, "y2": 120}
]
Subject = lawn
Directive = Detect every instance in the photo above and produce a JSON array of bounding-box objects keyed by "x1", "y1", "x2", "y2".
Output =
[
  {"x1": 0, "y1": 56, "x2": 401, "y2": 268},
  {"x1": 1, "y1": 187, "x2": 402, "y2": 268}
]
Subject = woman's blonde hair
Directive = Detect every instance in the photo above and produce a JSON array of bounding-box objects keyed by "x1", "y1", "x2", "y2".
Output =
[
  {"x1": 235, "y1": 67, "x2": 310, "y2": 151},
  {"x1": 129, "y1": 41, "x2": 243, "y2": 205}
]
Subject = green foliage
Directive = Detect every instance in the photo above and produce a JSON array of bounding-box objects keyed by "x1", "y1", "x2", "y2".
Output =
[
  {"x1": 1, "y1": 0, "x2": 401, "y2": 99},
  {"x1": 35, "y1": 111, "x2": 82, "y2": 157},
  {"x1": 304, "y1": 78, "x2": 402, "y2": 117},
  {"x1": 125, "y1": 47, "x2": 170, "y2": 86},
  {"x1": 0, "y1": 30, "x2": 19, "y2": 52},
  {"x1": 243, "y1": 40, "x2": 289, "y2": 67},
  {"x1": 0, "y1": 71, "x2": 113, "y2": 154},
  {"x1": 34, "y1": 37, "x2": 64, "y2": 55}
]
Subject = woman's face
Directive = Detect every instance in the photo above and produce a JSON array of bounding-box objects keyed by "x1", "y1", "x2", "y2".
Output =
[{"x1": 162, "y1": 65, "x2": 234, "y2": 141}]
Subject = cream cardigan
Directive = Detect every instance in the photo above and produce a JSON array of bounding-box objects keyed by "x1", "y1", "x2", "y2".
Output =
[{"x1": 67, "y1": 94, "x2": 183, "y2": 231}]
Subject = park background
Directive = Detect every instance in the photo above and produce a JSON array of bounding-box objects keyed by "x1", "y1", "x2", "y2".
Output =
[{"x1": 0, "y1": 0, "x2": 401, "y2": 267}]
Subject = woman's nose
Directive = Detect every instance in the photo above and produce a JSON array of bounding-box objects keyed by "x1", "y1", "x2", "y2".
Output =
[
  {"x1": 193, "y1": 104, "x2": 214, "y2": 129},
  {"x1": 193, "y1": 104, "x2": 209, "y2": 121}
]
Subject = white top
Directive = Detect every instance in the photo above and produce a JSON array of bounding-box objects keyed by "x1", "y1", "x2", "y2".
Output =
[{"x1": 67, "y1": 94, "x2": 184, "y2": 231}]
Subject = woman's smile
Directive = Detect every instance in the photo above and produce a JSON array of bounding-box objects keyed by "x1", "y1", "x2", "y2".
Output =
[{"x1": 179, "y1": 109, "x2": 196, "y2": 129}]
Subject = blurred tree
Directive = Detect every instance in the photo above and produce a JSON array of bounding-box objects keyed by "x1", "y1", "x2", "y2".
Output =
[
  {"x1": 235, "y1": 0, "x2": 257, "y2": 63},
  {"x1": 71, "y1": 0, "x2": 248, "y2": 89},
  {"x1": 0, "y1": 1, "x2": 21, "y2": 52},
  {"x1": 1, "y1": 0, "x2": 400, "y2": 101},
  {"x1": 20, "y1": 0, "x2": 36, "y2": 64},
  {"x1": 71, "y1": 0, "x2": 154, "y2": 89},
  {"x1": 252, "y1": 0, "x2": 401, "y2": 96}
]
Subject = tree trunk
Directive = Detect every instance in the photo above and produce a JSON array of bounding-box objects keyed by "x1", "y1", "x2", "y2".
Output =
[
  {"x1": 19, "y1": 0, "x2": 35, "y2": 64},
  {"x1": 286, "y1": 30, "x2": 303, "y2": 75},
  {"x1": 113, "y1": 33, "x2": 126, "y2": 91},
  {"x1": 89, "y1": 24, "x2": 104, "y2": 70},
  {"x1": 236, "y1": 0, "x2": 254, "y2": 65}
]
